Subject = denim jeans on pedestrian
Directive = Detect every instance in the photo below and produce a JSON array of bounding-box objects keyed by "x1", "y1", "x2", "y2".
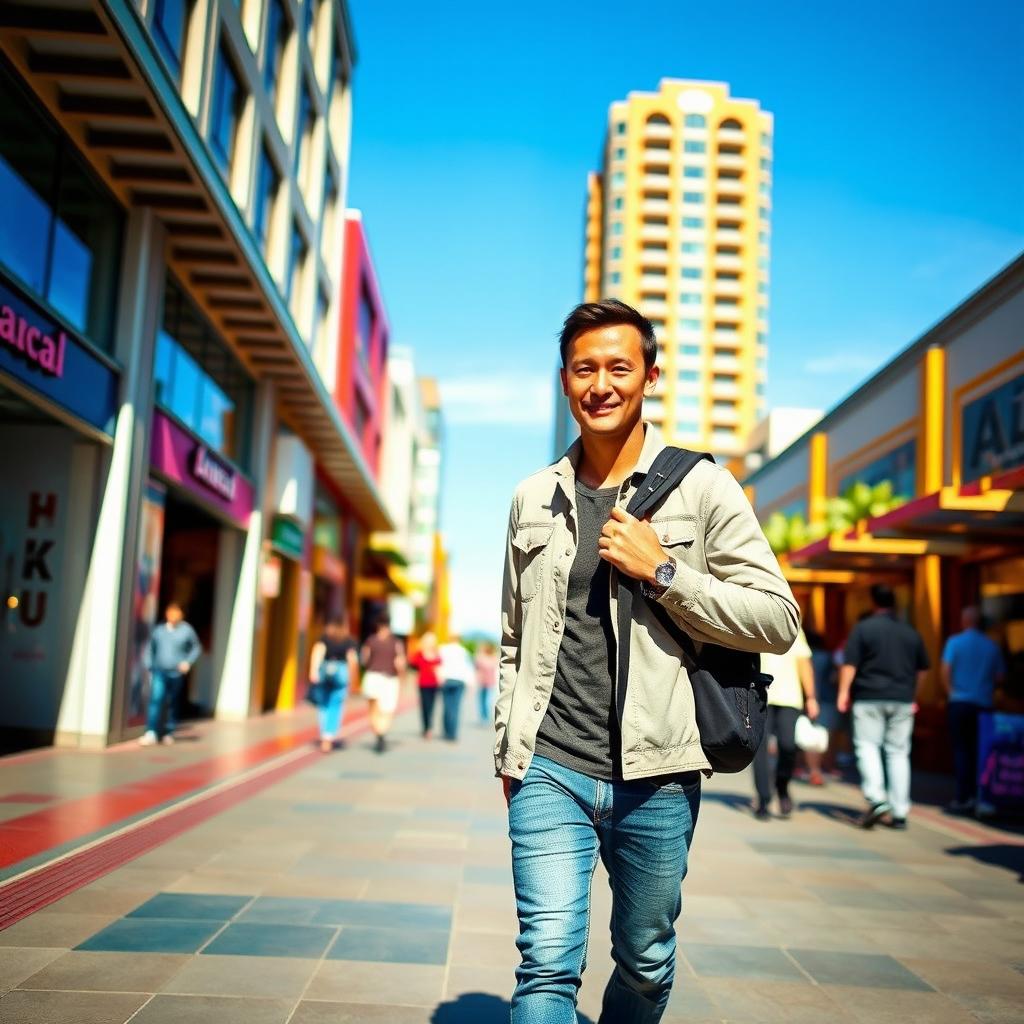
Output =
[
  {"x1": 948, "y1": 701, "x2": 985, "y2": 803},
  {"x1": 752, "y1": 705, "x2": 799, "y2": 804},
  {"x1": 147, "y1": 670, "x2": 184, "y2": 738},
  {"x1": 508, "y1": 754, "x2": 700, "y2": 1024},
  {"x1": 479, "y1": 686, "x2": 493, "y2": 724},
  {"x1": 441, "y1": 679, "x2": 465, "y2": 740},
  {"x1": 317, "y1": 660, "x2": 349, "y2": 740},
  {"x1": 852, "y1": 701, "x2": 914, "y2": 818},
  {"x1": 419, "y1": 686, "x2": 439, "y2": 735}
]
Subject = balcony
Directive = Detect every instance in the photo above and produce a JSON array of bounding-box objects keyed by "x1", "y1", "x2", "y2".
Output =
[
  {"x1": 711, "y1": 352, "x2": 741, "y2": 372},
  {"x1": 716, "y1": 152, "x2": 745, "y2": 171},
  {"x1": 642, "y1": 174, "x2": 671, "y2": 190},
  {"x1": 714, "y1": 278, "x2": 742, "y2": 297},
  {"x1": 640, "y1": 248, "x2": 669, "y2": 266},
  {"x1": 712, "y1": 328, "x2": 742, "y2": 345},
  {"x1": 711, "y1": 407, "x2": 740, "y2": 426},
  {"x1": 713, "y1": 303, "x2": 742, "y2": 320},
  {"x1": 640, "y1": 297, "x2": 669, "y2": 317},
  {"x1": 711, "y1": 380, "x2": 740, "y2": 399},
  {"x1": 714, "y1": 252, "x2": 743, "y2": 271},
  {"x1": 641, "y1": 198, "x2": 672, "y2": 215},
  {"x1": 716, "y1": 175, "x2": 745, "y2": 194},
  {"x1": 716, "y1": 227, "x2": 743, "y2": 244},
  {"x1": 643, "y1": 121, "x2": 673, "y2": 140},
  {"x1": 715, "y1": 203, "x2": 745, "y2": 220},
  {"x1": 640, "y1": 273, "x2": 668, "y2": 289},
  {"x1": 640, "y1": 223, "x2": 671, "y2": 241},
  {"x1": 718, "y1": 127, "x2": 746, "y2": 145}
]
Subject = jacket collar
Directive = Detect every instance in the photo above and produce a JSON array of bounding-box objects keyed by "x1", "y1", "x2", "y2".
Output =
[{"x1": 552, "y1": 422, "x2": 666, "y2": 501}]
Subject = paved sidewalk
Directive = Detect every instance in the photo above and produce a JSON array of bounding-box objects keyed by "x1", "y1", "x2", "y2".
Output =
[{"x1": 1, "y1": 706, "x2": 1023, "y2": 1023}]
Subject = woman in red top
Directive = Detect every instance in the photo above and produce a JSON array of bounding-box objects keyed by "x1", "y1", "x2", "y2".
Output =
[{"x1": 409, "y1": 631, "x2": 442, "y2": 739}]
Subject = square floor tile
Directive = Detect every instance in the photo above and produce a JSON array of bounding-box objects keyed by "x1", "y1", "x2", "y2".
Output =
[
  {"x1": 0, "y1": 988, "x2": 148, "y2": 1024},
  {"x1": 305, "y1": 960, "x2": 444, "y2": 1004},
  {"x1": 237, "y1": 897, "x2": 322, "y2": 924},
  {"x1": 131, "y1": 994, "x2": 293, "y2": 1024},
  {"x1": 327, "y1": 926, "x2": 449, "y2": 965},
  {"x1": 311, "y1": 899, "x2": 452, "y2": 930},
  {"x1": 128, "y1": 893, "x2": 253, "y2": 921},
  {"x1": 202, "y1": 922, "x2": 336, "y2": 958},
  {"x1": 0, "y1": 913, "x2": 117, "y2": 949},
  {"x1": 162, "y1": 954, "x2": 318, "y2": 998},
  {"x1": 290, "y1": 1002, "x2": 434, "y2": 1024},
  {"x1": 682, "y1": 943, "x2": 805, "y2": 982},
  {"x1": 0, "y1": 948, "x2": 64, "y2": 994},
  {"x1": 19, "y1": 951, "x2": 188, "y2": 992},
  {"x1": 76, "y1": 918, "x2": 222, "y2": 954},
  {"x1": 789, "y1": 949, "x2": 933, "y2": 991}
]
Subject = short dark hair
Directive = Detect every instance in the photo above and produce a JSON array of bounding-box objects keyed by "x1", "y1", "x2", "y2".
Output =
[
  {"x1": 558, "y1": 299, "x2": 657, "y2": 371},
  {"x1": 870, "y1": 584, "x2": 896, "y2": 609}
]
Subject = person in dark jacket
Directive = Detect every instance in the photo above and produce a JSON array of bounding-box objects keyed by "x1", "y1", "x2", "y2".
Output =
[{"x1": 140, "y1": 602, "x2": 201, "y2": 746}]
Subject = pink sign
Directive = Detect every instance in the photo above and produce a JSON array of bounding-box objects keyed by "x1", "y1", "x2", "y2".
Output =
[
  {"x1": 149, "y1": 410, "x2": 254, "y2": 527},
  {"x1": 0, "y1": 301, "x2": 67, "y2": 377}
]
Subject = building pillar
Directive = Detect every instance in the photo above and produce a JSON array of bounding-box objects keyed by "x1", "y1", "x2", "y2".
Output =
[
  {"x1": 809, "y1": 584, "x2": 826, "y2": 635},
  {"x1": 808, "y1": 431, "x2": 828, "y2": 527},
  {"x1": 57, "y1": 209, "x2": 164, "y2": 747},
  {"x1": 919, "y1": 345, "x2": 945, "y2": 494},
  {"x1": 213, "y1": 378, "x2": 276, "y2": 720},
  {"x1": 914, "y1": 553, "x2": 943, "y2": 704}
]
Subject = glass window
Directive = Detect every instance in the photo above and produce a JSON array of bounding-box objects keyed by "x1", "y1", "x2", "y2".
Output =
[
  {"x1": 286, "y1": 223, "x2": 307, "y2": 305},
  {"x1": 682, "y1": 216, "x2": 704, "y2": 228},
  {"x1": 678, "y1": 421, "x2": 701, "y2": 434},
  {"x1": 613, "y1": 196, "x2": 623, "y2": 210},
  {"x1": 320, "y1": 160, "x2": 338, "y2": 256},
  {"x1": 616, "y1": 122, "x2": 626, "y2": 135},
  {"x1": 303, "y1": 0, "x2": 315, "y2": 44},
  {"x1": 683, "y1": 166, "x2": 705, "y2": 178},
  {"x1": 679, "y1": 370, "x2": 699, "y2": 383},
  {"x1": 210, "y1": 45, "x2": 244, "y2": 178},
  {"x1": 681, "y1": 267, "x2": 702, "y2": 279},
  {"x1": 839, "y1": 439, "x2": 917, "y2": 499},
  {"x1": 681, "y1": 344, "x2": 700, "y2": 356},
  {"x1": 313, "y1": 285, "x2": 330, "y2": 363},
  {"x1": 684, "y1": 114, "x2": 705, "y2": 128},
  {"x1": 761, "y1": 132, "x2": 772, "y2": 147},
  {"x1": 756, "y1": 381, "x2": 766, "y2": 396},
  {"x1": 295, "y1": 82, "x2": 315, "y2": 187},
  {"x1": 677, "y1": 394, "x2": 699, "y2": 409},
  {"x1": 0, "y1": 65, "x2": 123, "y2": 351},
  {"x1": 609, "y1": 271, "x2": 621, "y2": 284},
  {"x1": 721, "y1": 118, "x2": 743, "y2": 131},
  {"x1": 680, "y1": 293, "x2": 702, "y2": 305},
  {"x1": 680, "y1": 317, "x2": 701, "y2": 330},
  {"x1": 681, "y1": 242, "x2": 702, "y2": 254},
  {"x1": 356, "y1": 281, "x2": 374, "y2": 373},
  {"x1": 155, "y1": 276, "x2": 254, "y2": 465},
  {"x1": 684, "y1": 140, "x2": 706, "y2": 154},
  {"x1": 682, "y1": 191, "x2": 703, "y2": 204},
  {"x1": 713, "y1": 373, "x2": 734, "y2": 384},
  {"x1": 611, "y1": 221, "x2": 623, "y2": 235},
  {"x1": 253, "y1": 143, "x2": 279, "y2": 250},
  {"x1": 153, "y1": 0, "x2": 189, "y2": 77},
  {"x1": 611, "y1": 171, "x2": 625, "y2": 187},
  {"x1": 716, "y1": 296, "x2": 739, "y2": 306},
  {"x1": 610, "y1": 246, "x2": 621, "y2": 259},
  {"x1": 614, "y1": 147, "x2": 626, "y2": 160},
  {"x1": 759, "y1": 205, "x2": 770, "y2": 220},
  {"x1": 263, "y1": 0, "x2": 287, "y2": 99},
  {"x1": 760, "y1": 157, "x2": 771, "y2": 171},
  {"x1": 713, "y1": 400, "x2": 734, "y2": 412}
]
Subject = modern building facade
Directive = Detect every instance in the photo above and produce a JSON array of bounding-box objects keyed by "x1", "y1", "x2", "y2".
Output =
[
  {"x1": 583, "y1": 79, "x2": 773, "y2": 461},
  {"x1": 744, "y1": 254, "x2": 1024, "y2": 767},
  {"x1": 0, "y1": 0, "x2": 392, "y2": 751}
]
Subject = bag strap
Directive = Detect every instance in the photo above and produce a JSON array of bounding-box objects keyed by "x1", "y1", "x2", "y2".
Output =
[{"x1": 615, "y1": 447, "x2": 713, "y2": 721}]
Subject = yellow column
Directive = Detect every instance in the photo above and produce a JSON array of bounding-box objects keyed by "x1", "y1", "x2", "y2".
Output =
[
  {"x1": 913, "y1": 554, "x2": 943, "y2": 705},
  {"x1": 809, "y1": 431, "x2": 828, "y2": 526},
  {"x1": 809, "y1": 585, "x2": 826, "y2": 635},
  {"x1": 919, "y1": 346, "x2": 946, "y2": 494}
]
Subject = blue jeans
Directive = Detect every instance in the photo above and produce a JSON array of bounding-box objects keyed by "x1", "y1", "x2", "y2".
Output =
[
  {"x1": 318, "y1": 662, "x2": 350, "y2": 740},
  {"x1": 508, "y1": 755, "x2": 700, "y2": 1024},
  {"x1": 147, "y1": 670, "x2": 183, "y2": 738},
  {"x1": 479, "y1": 686, "x2": 493, "y2": 723},
  {"x1": 442, "y1": 679, "x2": 465, "y2": 740}
]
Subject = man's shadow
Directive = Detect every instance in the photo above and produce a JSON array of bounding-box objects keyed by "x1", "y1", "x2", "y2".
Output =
[{"x1": 431, "y1": 992, "x2": 596, "y2": 1023}]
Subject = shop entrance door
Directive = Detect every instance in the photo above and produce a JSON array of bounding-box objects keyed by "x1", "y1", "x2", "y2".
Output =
[
  {"x1": 158, "y1": 492, "x2": 220, "y2": 722},
  {"x1": 262, "y1": 556, "x2": 301, "y2": 712}
]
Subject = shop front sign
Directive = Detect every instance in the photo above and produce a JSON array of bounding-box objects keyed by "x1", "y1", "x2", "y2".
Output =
[
  {"x1": 0, "y1": 272, "x2": 117, "y2": 434},
  {"x1": 271, "y1": 515, "x2": 305, "y2": 560},
  {"x1": 150, "y1": 409, "x2": 254, "y2": 528},
  {"x1": 977, "y1": 712, "x2": 1024, "y2": 814},
  {"x1": 962, "y1": 371, "x2": 1024, "y2": 482}
]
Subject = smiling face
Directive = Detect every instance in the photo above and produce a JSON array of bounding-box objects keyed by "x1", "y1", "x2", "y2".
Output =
[{"x1": 560, "y1": 324, "x2": 659, "y2": 440}]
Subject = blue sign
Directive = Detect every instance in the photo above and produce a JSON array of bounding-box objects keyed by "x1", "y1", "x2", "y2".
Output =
[
  {"x1": 0, "y1": 272, "x2": 118, "y2": 435},
  {"x1": 961, "y1": 371, "x2": 1024, "y2": 483},
  {"x1": 977, "y1": 711, "x2": 1024, "y2": 814}
]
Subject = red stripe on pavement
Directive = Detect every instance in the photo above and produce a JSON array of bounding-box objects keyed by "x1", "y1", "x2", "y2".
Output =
[
  {"x1": 911, "y1": 803, "x2": 1024, "y2": 846},
  {"x1": 0, "y1": 699, "x2": 389, "y2": 872}
]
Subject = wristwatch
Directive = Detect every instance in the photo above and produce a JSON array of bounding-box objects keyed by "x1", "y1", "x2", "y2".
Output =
[{"x1": 641, "y1": 558, "x2": 676, "y2": 599}]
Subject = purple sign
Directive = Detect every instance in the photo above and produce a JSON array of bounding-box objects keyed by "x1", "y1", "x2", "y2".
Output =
[
  {"x1": 977, "y1": 711, "x2": 1024, "y2": 813},
  {"x1": 150, "y1": 409, "x2": 253, "y2": 528}
]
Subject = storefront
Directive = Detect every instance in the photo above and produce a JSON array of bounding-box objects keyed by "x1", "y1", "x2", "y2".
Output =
[
  {"x1": 745, "y1": 254, "x2": 1024, "y2": 768},
  {"x1": 125, "y1": 277, "x2": 256, "y2": 734}
]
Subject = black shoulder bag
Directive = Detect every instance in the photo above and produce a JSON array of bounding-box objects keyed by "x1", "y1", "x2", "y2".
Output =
[{"x1": 616, "y1": 447, "x2": 773, "y2": 773}]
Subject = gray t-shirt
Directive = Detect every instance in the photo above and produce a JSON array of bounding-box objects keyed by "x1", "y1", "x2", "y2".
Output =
[{"x1": 534, "y1": 481, "x2": 621, "y2": 780}]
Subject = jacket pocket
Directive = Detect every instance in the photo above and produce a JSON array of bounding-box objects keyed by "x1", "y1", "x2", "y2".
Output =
[
  {"x1": 651, "y1": 517, "x2": 697, "y2": 555},
  {"x1": 512, "y1": 523, "x2": 554, "y2": 603}
]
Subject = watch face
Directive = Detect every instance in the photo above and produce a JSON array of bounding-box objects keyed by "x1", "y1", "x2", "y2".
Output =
[{"x1": 655, "y1": 560, "x2": 676, "y2": 587}]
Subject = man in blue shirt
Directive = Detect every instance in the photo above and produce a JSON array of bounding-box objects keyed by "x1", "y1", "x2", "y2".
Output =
[
  {"x1": 140, "y1": 602, "x2": 202, "y2": 746},
  {"x1": 941, "y1": 607, "x2": 1006, "y2": 814}
]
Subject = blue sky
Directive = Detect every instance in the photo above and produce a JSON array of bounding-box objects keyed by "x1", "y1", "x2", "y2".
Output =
[{"x1": 347, "y1": 0, "x2": 1024, "y2": 635}]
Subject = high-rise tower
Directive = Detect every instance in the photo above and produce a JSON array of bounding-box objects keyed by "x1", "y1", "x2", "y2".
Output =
[{"x1": 583, "y1": 79, "x2": 773, "y2": 460}]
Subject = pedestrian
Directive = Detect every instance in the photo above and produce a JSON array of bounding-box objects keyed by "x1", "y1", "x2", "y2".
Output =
[
  {"x1": 941, "y1": 606, "x2": 1005, "y2": 815},
  {"x1": 496, "y1": 299, "x2": 800, "y2": 1023},
  {"x1": 361, "y1": 614, "x2": 405, "y2": 753},
  {"x1": 752, "y1": 627, "x2": 817, "y2": 819},
  {"x1": 805, "y1": 629, "x2": 840, "y2": 782},
  {"x1": 837, "y1": 583, "x2": 930, "y2": 829},
  {"x1": 474, "y1": 640, "x2": 499, "y2": 724},
  {"x1": 308, "y1": 617, "x2": 359, "y2": 753},
  {"x1": 409, "y1": 631, "x2": 442, "y2": 738},
  {"x1": 139, "y1": 602, "x2": 201, "y2": 746},
  {"x1": 439, "y1": 636, "x2": 474, "y2": 741}
]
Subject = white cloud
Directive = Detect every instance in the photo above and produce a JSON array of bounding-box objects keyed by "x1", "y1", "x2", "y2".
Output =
[{"x1": 439, "y1": 374, "x2": 554, "y2": 426}]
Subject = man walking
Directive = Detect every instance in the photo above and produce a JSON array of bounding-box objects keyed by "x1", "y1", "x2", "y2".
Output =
[
  {"x1": 941, "y1": 606, "x2": 1005, "y2": 814},
  {"x1": 838, "y1": 584, "x2": 929, "y2": 829},
  {"x1": 140, "y1": 602, "x2": 201, "y2": 746},
  {"x1": 495, "y1": 299, "x2": 800, "y2": 1023}
]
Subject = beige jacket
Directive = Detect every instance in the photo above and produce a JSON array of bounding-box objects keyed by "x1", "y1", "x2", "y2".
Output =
[{"x1": 494, "y1": 425, "x2": 800, "y2": 781}]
